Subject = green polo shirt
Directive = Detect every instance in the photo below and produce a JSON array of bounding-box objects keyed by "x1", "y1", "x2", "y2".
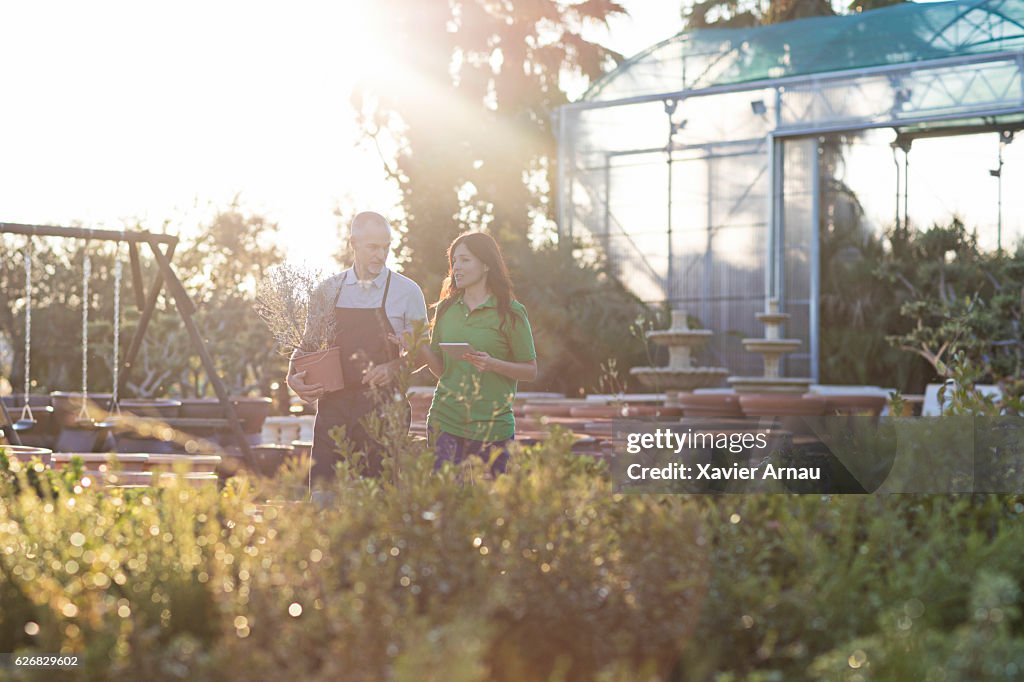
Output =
[{"x1": 427, "y1": 294, "x2": 536, "y2": 442}]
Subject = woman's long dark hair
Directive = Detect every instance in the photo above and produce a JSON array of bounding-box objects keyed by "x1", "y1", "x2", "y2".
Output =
[{"x1": 432, "y1": 232, "x2": 518, "y2": 332}]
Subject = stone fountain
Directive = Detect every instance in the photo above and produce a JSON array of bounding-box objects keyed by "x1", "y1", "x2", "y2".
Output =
[
  {"x1": 629, "y1": 310, "x2": 728, "y2": 395},
  {"x1": 727, "y1": 298, "x2": 813, "y2": 394}
]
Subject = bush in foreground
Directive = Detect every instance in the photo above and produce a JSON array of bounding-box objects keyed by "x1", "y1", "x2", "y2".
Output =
[{"x1": 1, "y1": 437, "x2": 1023, "y2": 681}]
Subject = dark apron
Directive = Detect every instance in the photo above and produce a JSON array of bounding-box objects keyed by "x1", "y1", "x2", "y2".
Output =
[{"x1": 310, "y1": 270, "x2": 410, "y2": 479}]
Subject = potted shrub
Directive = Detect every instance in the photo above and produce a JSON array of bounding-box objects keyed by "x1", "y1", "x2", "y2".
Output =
[{"x1": 255, "y1": 263, "x2": 344, "y2": 394}]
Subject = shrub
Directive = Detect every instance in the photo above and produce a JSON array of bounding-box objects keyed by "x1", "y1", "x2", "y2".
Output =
[{"x1": 3, "y1": 438, "x2": 1024, "y2": 681}]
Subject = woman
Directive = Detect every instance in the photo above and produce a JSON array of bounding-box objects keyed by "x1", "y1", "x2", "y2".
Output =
[{"x1": 407, "y1": 232, "x2": 537, "y2": 474}]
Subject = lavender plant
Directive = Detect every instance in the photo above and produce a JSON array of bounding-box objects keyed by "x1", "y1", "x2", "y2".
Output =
[{"x1": 254, "y1": 263, "x2": 338, "y2": 356}]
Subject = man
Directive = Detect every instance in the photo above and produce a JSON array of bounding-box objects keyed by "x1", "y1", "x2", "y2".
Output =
[{"x1": 287, "y1": 211, "x2": 428, "y2": 479}]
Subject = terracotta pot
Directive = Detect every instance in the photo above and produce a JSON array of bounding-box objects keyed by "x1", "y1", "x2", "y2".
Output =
[
  {"x1": 1, "y1": 444, "x2": 53, "y2": 467},
  {"x1": 113, "y1": 435, "x2": 177, "y2": 454},
  {"x1": 626, "y1": 405, "x2": 683, "y2": 417},
  {"x1": 822, "y1": 394, "x2": 887, "y2": 417},
  {"x1": 247, "y1": 444, "x2": 298, "y2": 477},
  {"x1": 179, "y1": 398, "x2": 226, "y2": 420},
  {"x1": 514, "y1": 416, "x2": 544, "y2": 431},
  {"x1": 739, "y1": 393, "x2": 828, "y2": 418},
  {"x1": 144, "y1": 454, "x2": 222, "y2": 473},
  {"x1": 54, "y1": 425, "x2": 113, "y2": 454},
  {"x1": 155, "y1": 471, "x2": 219, "y2": 488},
  {"x1": 118, "y1": 399, "x2": 182, "y2": 419},
  {"x1": 677, "y1": 393, "x2": 744, "y2": 418},
  {"x1": 521, "y1": 401, "x2": 586, "y2": 418},
  {"x1": 292, "y1": 347, "x2": 345, "y2": 394},
  {"x1": 88, "y1": 470, "x2": 155, "y2": 487},
  {"x1": 179, "y1": 397, "x2": 273, "y2": 434},
  {"x1": 580, "y1": 421, "x2": 615, "y2": 437},
  {"x1": 51, "y1": 452, "x2": 149, "y2": 472},
  {"x1": 290, "y1": 440, "x2": 313, "y2": 459},
  {"x1": 232, "y1": 397, "x2": 274, "y2": 434},
  {"x1": 568, "y1": 404, "x2": 684, "y2": 419}
]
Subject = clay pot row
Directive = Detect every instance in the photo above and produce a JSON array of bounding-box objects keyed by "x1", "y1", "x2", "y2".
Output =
[
  {"x1": 676, "y1": 392, "x2": 887, "y2": 418},
  {"x1": 215, "y1": 444, "x2": 307, "y2": 478},
  {"x1": 1, "y1": 447, "x2": 221, "y2": 487},
  {"x1": 9, "y1": 393, "x2": 275, "y2": 435}
]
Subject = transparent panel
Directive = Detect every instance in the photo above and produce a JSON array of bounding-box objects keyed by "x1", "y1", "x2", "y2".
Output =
[
  {"x1": 781, "y1": 138, "x2": 817, "y2": 379},
  {"x1": 584, "y1": 0, "x2": 1024, "y2": 102}
]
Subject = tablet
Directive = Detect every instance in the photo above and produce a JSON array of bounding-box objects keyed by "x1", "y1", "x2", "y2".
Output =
[{"x1": 439, "y1": 342, "x2": 474, "y2": 360}]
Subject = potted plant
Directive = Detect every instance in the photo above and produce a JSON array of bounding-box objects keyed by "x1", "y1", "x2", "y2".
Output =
[{"x1": 255, "y1": 263, "x2": 344, "y2": 394}]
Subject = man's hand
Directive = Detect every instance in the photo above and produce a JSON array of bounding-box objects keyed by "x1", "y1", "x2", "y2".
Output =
[
  {"x1": 362, "y1": 360, "x2": 399, "y2": 388},
  {"x1": 287, "y1": 370, "x2": 325, "y2": 403},
  {"x1": 386, "y1": 333, "x2": 407, "y2": 353}
]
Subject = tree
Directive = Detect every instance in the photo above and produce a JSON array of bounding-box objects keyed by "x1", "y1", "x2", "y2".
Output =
[
  {"x1": 680, "y1": 0, "x2": 907, "y2": 31},
  {"x1": 352, "y1": 0, "x2": 627, "y2": 296},
  {"x1": 682, "y1": 0, "x2": 835, "y2": 30}
]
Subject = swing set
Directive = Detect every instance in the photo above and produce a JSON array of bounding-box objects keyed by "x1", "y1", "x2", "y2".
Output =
[{"x1": 0, "y1": 222, "x2": 254, "y2": 464}]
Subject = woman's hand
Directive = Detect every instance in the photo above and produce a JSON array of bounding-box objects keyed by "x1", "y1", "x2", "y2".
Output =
[
  {"x1": 465, "y1": 352, "x2": 538, "y2": 382},
  {"x1": 386, "y1": 333, "x2": 407, "y2": 352},
  {"x1": 464, "y1": 350, "x2": 496, "y2": 372}
]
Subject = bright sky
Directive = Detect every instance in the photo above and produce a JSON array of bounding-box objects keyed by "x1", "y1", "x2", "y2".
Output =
[
  {"x1": 0, "y1": 1, "x2": 682, "y2": 271},
  {"x1": 2, "y1": 1, "x2": 1019, "y2": 273},
  {"x1": 0, "y1": 2, "x2": 400, "y2": 269}
]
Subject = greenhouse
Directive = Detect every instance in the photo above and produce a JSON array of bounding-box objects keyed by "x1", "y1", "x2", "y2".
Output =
[{"x1": 556, "y1": 0, "x2": 1024, "y2": 379}]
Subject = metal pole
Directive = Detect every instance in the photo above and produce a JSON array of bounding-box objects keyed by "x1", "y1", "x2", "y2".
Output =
[
  {"x1": 664, "y1": 98, "x2": 679, "y2": 305},
  {"x1": 810, "y1": 137, "x2": 821, "y2": 384},
  {"x1": 667, "y1": 149, "x2": 674, "y2": 303},
  {"x1": 774, "y1": 139, "x2": 785, "y2": 304},
  {"x1": 892, "y1": 141, "x2": 902, "y2": 230},
  {"x1": 997, "y1": 137, "x2": 1004, "y2": 253},
  {"x1": 765, "y1": 133, "x2": 776, "y2": 307},
  {"x1": 704, "y1": 150, "x2": 713, "y2": 329},
  {"x1": 903, "y1": 145, "x2": 910, "y2": 230}
]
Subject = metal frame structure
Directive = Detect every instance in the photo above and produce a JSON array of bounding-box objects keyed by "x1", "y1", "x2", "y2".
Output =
[
  {"x1": 556, "y1": 0, "x2": 1024, "y2": 381},
  {"x1": 0, "y1": 222, "x2": 254, "y2": 464}
]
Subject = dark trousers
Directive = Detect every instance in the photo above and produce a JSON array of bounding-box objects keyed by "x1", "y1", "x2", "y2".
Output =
[
  {"x1": 433, "y1": 430, "x2": 513, "y2": 476},
  {"x1": 311, "y1": 389, "x2": 410, "y2": 480}
]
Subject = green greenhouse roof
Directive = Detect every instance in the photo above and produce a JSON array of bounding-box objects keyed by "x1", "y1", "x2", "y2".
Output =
[{"x1": 583, "y1": 0, "x2": 1024, "y2": 102}]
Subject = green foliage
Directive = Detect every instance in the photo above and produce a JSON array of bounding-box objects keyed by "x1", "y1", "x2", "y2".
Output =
[
  {"x1": 678, "y1": 494, "x2": 1024, "y2": 680},
  {"x1": 884, "y1": 218, "x2": 1024, "y2": 399},
  {"x1": 353, "y1": 0, "x2": 626, "y2": 293},
  {"x1": 5, "y1": 422, "x2": 1024, "y2": 681},
  {"x1": 504, "y1": 240, "x2": 657, "y2": 395},
  {"x1": 0, "y1": 437, "x2": 708, "y2": 681},
  {"x1": 821, "y1": 217, "x2": 1024, "y2": 393},
  {"x1": 683, "y1": 0, "x2": 837, "y2": 31},
  {"x1": 808, "y1": 570, "x2": 1024, "y2": 680},
  {"x1": 0, "y1": 205, "x2": 287, "y2": 400}
]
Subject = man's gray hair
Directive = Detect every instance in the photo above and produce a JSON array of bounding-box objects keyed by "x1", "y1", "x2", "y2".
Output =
[{"x1": 349, "y1": 211, "x2": 392, "y2": 241}]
